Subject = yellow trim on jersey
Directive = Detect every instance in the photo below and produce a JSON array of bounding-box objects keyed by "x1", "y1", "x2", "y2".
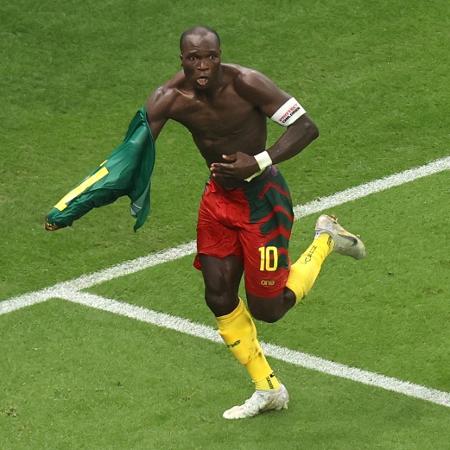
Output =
[{"x1": 55, "y1": 166, "x2": 109, "y2": 211}]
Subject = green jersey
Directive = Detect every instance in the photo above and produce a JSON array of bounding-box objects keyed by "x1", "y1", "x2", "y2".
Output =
[{"x1": 46, "y1": 107, "x2": 155, "y2": 231}]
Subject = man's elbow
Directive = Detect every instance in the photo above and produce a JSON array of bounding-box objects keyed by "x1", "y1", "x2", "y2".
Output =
[
  {"x1": 293, "y1": 116, "x2": 319, "y2": 143},
  {"x1": 304, "y1": 117, "x2": 319, "y2": 141}
]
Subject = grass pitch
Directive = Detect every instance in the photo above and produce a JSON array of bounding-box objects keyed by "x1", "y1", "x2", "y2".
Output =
[{"x1": 1, "y1": 0, "x2": 449, "y2": 448}]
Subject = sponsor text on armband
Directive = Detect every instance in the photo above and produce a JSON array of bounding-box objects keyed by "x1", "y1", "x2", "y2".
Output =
[{"x1": 270, "y1": 98, "x2": 306, "y2": 126}]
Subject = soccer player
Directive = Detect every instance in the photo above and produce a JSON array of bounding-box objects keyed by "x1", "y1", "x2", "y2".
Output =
[{"x1": 146, "y1": 26, "x2": 365, "y2": 419}]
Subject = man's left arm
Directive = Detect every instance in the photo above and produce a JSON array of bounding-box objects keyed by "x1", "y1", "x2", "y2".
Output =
[{"x1": 211, "y1": 69, "x2": 318, "y2": 180}]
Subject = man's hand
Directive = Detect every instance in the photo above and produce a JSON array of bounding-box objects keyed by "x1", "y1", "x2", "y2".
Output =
[
  {"x1": 44, "y1": 220, "x2": 62, "y2": 231},
  {"x1": 210, "y1": 152, "x2": 260, "y2": 180}
]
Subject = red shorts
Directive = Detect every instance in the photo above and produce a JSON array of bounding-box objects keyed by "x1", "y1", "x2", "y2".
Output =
[{"x1": 194, "y1": 166, "x2": 294, "y2": 298}]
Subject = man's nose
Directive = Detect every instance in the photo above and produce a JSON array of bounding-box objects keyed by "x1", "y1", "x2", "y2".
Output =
[{"x1": 198, "y1": 59, "x2": 210, "y2": 70}]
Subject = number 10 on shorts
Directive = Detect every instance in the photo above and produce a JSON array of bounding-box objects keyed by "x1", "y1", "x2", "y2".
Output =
[{"x1": 258, "y1": 246, "x2": 278, "y2": 271}]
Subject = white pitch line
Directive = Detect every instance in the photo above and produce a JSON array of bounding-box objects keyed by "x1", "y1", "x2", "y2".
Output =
[
  {"x1": 61, "y1": 241, "x2": 196, "y2": 291},
  {"x1": 58, "y1": 290, "x2": 450, "y2": 409},
  {"x1": 263, "y1": 342, "x2": 450, "y2": 408},
  {"x1": 292, "y1": 155, "x2": 450, "y2": 218},
  {"x1": 0, "y1": 288, "x2": 61, "y2": 316},
  {"x1": 1, "y1": 155, "x2": 449, "y2": 314}
]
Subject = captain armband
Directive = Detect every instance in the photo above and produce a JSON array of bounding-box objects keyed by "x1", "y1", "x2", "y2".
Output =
[
  {"x1": 245, "y1": 150, "x2": 273, "y2": 182},
  {"x1": 270, "y1": 97, "x2": 306, "y2": 127}
]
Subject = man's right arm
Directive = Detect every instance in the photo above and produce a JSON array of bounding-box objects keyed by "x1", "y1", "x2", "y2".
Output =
[{"x1": 145, "y1": 85, "x2": 175, "y2": 140}]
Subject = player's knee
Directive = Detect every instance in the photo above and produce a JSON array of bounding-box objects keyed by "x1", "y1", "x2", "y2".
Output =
[
  {"x1": 247, "y1": 301, "x2": 285, "y2": 323},
  {"x1": 283, "y1": 288, "x2": 297, "y2": 305},
  {"x1": 205, "y1": 289, "x2": 238, "y2": 316},
  {"x1": 251, "y1": 308, "x2": 284, "y2": 323},
  {"x1": 247, "y1": 291, "x2": 295, "y2": 323},
  {"x1": 205, "y1": 291, "x2": 226, "y2": 309}
]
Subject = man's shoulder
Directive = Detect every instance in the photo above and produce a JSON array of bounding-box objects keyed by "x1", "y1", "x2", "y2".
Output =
[
  {"x1": 224, "y1": 64, "x2": 265, "y2": 88},
  {"x1": 226, "y1": 64, "x2": 282, "y2": 105},
  {"x1": 153, "y1": 72, "x2": 186, "y2": 100},
  {"x1": 147, "y1": 72, "x2": 186, "y2": 119}
]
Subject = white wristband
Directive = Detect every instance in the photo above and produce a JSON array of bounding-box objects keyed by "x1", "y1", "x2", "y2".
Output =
[
  {"x1": 254, "y1": 150, "x2": 272, "y2": 171},
  {"x1": 245, "y1": 151, "x2": 272, "y2": 182}
]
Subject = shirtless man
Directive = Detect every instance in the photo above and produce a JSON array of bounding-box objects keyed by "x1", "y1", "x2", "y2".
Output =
[{"x1": 146, "y1": 26, "x2": 365, "y2": 419}]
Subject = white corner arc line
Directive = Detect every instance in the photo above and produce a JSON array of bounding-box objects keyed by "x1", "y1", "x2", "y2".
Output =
[
  {"x1": 1, "y1": 155, "x2": 449, "y2": 315},
  {"x1": 57, "y1": 290, "x2": 450, "y2": 409}
]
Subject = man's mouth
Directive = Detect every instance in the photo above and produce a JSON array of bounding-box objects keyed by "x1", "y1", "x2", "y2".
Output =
[{"x1": 196, "y1": 77, "x2": 209, "y2": 86}]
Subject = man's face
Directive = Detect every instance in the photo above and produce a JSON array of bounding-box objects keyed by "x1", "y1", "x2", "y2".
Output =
[{"x1": 180, "y1": 33, "x2": 221, "y2": 90}]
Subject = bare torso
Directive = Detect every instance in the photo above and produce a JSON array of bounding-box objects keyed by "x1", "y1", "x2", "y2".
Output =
[
  {"x1": 147, "y1": 57, "x2": 316, "y2": 189},
  {"x1": 158, "y1": 64, "x2": 267, "y2": 166},
  {"x1": 166, "y1": 65, "x2": 267, "y2": 166}
]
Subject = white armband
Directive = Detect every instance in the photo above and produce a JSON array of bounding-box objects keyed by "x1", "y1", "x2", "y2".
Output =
[
  {"x1": 270, "y1": 97, "x2": 306, "y2": 126},
  {"x1": 245, "y1": 150, "x2": 272, "y2": 182}
]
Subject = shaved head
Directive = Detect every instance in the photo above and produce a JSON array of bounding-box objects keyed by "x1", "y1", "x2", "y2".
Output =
[{"x1": 180, "y1": 26, "x2": 221, "y2": 52}]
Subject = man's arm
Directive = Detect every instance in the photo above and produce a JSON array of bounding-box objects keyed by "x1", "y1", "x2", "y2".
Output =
[
  {"x1": 237, "y1": 69, "x2": 319, "y2": 165},
  {"x1": 211, "y1": 69, "x2": 318, "y2": 179},
  {"x1": 145, "y1": 85, "x2": 175, "y2": 140}
]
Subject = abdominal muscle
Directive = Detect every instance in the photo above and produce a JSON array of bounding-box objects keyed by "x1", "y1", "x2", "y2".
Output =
[{"x1": 194, "y1": 124, "x2": 267, "y2": 189}]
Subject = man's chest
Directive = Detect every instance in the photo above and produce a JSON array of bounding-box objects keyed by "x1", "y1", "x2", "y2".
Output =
[{"x1": 171, "y1": 87, "x2": 259, "y2": 135}]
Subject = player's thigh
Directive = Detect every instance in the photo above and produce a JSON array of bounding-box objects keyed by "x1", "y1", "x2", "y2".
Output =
[
  {"x1": 196, "y1": 182, "x2": 243, "y2": 264},
  {"x1": 239, "y1": 222, "x2": 293, "y2": 321},
  {"x1": 239, "y1": 223, "x2": 291, "y2": 297},
  {"x1": 243, "y1": 252, "x2": 291, "y2": 322},
  {"x1": 196, "y1": 204, "x2": 243, "y2": 307},
  {"x1": 240, "y1": 167, "x2": 294, "y2": 299}
]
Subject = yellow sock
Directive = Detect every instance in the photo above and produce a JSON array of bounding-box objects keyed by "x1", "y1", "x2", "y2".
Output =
[
  {"x1": 217, "y1": 298, "x2": 281, "y2": 391},
  {"x1": 286, "y1": 233, "x2": 334, "y2": 302}
]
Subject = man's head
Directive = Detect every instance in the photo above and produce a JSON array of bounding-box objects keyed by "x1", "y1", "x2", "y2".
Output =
[
  {"x1": 180, "y1": 26, "x2": 220, "y2": 51},
  {"x1": 179, "y1": 26, "x2": 222, "y2": 90}
]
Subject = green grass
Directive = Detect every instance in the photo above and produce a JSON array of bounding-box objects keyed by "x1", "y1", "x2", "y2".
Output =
[
  {"x1": 1, "y1": 300, "x2": 449, "y2": 450},
  {"x1": 1, "y1": 0, "x2": 449, "y2": 448}
]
